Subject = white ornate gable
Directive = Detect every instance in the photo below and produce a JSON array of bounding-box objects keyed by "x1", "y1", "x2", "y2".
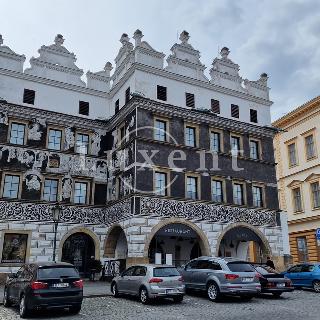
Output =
[
  {"x1": 0, "y1": 34, "x2": 26, "y2": 72},
  {"x1": 86, "y1": 61, "x2": 113, "y2": 92},
  {"x1": 165, "y1": 31, "x2": 207, "y2": 81},
  {"x1": 24, "y1": 34, "x2": 85, "y2": 86},
  {"x1": 133, "y1": 29, "x2": 165, "y2": 69}
]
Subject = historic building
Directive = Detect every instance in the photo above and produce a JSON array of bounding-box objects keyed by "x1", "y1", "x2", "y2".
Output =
[
  {"x1": 0, "y1": 30, "x2": 289, "y2": 276},
  {"x1": 273, "y1": 97, "x2": 320, "y2": 263}
]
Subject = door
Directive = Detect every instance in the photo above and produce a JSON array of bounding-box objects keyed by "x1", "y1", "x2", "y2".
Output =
[
  {"x1": 191, "y1": 260, "x2": 216, "y2": 290},
  {"x1": 299, "y1": 264, "x2": 315, "y2": 287},
  {"x1": 117, "y1": 266, "x2": 135, "y2": 293},
  {"x1": 285, "y1": 265, "x2": 303, "y2": 286},
  {"x1": 131, "y1": 266, "x2": 147, "y2": 295},
  {"x1": 182, "y1": 260, "x2": 199, "y2": 288}
]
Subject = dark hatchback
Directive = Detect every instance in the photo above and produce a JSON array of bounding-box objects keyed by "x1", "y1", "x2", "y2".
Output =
[
  {"x1": 253, "y1": 264, "x2": 294, "y2": 297},
  {"x1": 3, "y1": 262, "x2": 83, "y2": 318}
]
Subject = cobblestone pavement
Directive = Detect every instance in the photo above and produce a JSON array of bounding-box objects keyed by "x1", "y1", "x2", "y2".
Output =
[{"x1": 0, "y1": 290, "x2": 318, "y2": 320}]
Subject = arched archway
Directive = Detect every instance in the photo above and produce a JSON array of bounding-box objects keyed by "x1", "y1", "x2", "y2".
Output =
[
  {"x1": 104, "y1": 225, "x2": 128, "y2": 259},
  {"x1": 144, "y1": 218, "x2": 210, "y2": 267},
  {"x1": 216, "y1": 222, "x2": 271, "y2": 262},
  {"x1": 60, "y1": 229, "x2": 99, "y2": 276}
]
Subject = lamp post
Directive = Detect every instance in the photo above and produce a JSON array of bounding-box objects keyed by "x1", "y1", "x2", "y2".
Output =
[{"x1": 51, "y1": 204, "x2": 62, "y2": 262}]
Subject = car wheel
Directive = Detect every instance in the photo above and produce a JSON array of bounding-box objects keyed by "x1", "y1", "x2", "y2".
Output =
[
  {"x1": 272, "y1": 292, "x2": 282, "y2": 298},
  {"x1": 207, "y1": 282, "x2": 220, "y2": 302},
  {"x1": 313, "y1": 280, "x2": 320, "y2": 293},
  {"x1": 173, "y1": 295, "x2": 184, "y2": 303},
  {"x1": 111, "y1": 282, "x2": 119, "y2": 298},
  {"x1": 69, "y1": 305, "x2": 82, "y2": 314},
  {"x1": 19, "y1": 295, "x2": 29, "y2": 318},
  {"x1": 3, "y1": 288, "x2": 11, "y2": 307},
  {"x1": 140, "y1": 287, "x2": 150, "y2": 304}
]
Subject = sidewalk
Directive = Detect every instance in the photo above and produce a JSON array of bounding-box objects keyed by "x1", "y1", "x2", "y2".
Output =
[{"x1": 0, "y1": 280, "x2": 112, "y2": 304}]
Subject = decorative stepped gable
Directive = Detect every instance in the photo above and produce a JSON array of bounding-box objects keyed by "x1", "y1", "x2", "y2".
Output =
[
  {"x1": 0, "y1": 34, "x2": 26, "y2": 72},
  {"x1": 133, "y1": 29, "x2": 165, "y2": 69},
  {"x1": 166, "y1": 31, "x2": 208, "y2": 81},
  {"x1": 24, "y1": 34, "x2": 86, "y2": 87},
  {"x1": 210, "y1": 47, "x2": 269, "y2": 99},
  {"x1": 86, "y1": 61, "x2": 113, "y2": 92},
  {"x1": 111, "y1": 33, "x2": 134, "y2": 87}
]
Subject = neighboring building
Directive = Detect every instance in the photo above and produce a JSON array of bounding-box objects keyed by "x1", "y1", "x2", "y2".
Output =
[
  {"x1": 0, "y1": 30, "x2": 289, "y2": 276},
  {"x1": 273, "y1": 96, "x2": 320, "y2": 263}
]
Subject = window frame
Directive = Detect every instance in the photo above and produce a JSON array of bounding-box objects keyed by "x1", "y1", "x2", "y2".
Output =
[
  {"x1": 78, "y1": 100, "x2": 90, "y2": 116},
  {"x1": 230, "y1": 134, "x2": 243, "y2": 157},
  {"x1": 153, "y1": 169, "x2": 170, "y2": 196},
  {"x1": 73, "y1": 180, "x2": 90, "y2": 205},
  {"x1": 154, "y1": 117, "x2": 169, "y2": 142},
  {"x1": 249, "y1": 138, "x2": 261, "y2": 160},
  {"x1": 310, "y1": 180, "x2": 320, "y2": 210},
  {"x1": 185, "y1": 92, "x2": 195, "y2": 108},
  {"x1": 286, "y1": 140, "x2": 298, "y2": 167},
  {"x1": 301, "y1": 129, "x2": 317, "y2": 161},
  {"x1": 46, "y1": 127, "x2": 64, "y2": 151},
  {"x1": 75, "y1": 132, "x2": 90, "y2": 155},
  {"x1": 184, "y1": 123, "x2": 199, "y2": 148},
  {"x1": 23, "y1": 88, "x2": 35, "y2": 105},
  {"x1": 232, "y1": 181, "x2": 246, "y2": 206},
  {"x1": 1, "y1": 173, "x2": 22, "y2": 199},
  {"x1": 41, "y1": 177, "x2": 60, "y2": 202},
  {"x1": 185, "y1": 174, "x2": 200, "y2": 200},
  {"x1": 231, "y1": 104, "x2": 239, "y2": 118},
  {"x1": 156, "y1": 85, "x2": 167, "y2": 101},
  {"x1": 211, "y1": 99, "x2": 220, "y2": 114},
  {"x1": 252, "y1": 184, "x2": 265, "y2": 208},
  {"x1": 250, "y1": 109, "x2": 258, "y2": 123},
  {"x1": 211, "y1": 178, "x2": 225, "y2": 203},
  {"x1": 291, "y1": 185, "x2": 304, "y2": 213},
  {"x1": 209, "y1": 129, "x2": 223, "y2": 153},
  {"x1": 8, "y1": 120, "x2": 27, "y2": 145}
]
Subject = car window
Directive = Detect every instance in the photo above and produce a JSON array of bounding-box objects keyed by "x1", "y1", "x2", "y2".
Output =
[
  {"x1": 122, "y1": 267, "x2": 135, "y2": 276},
  {"x1": 153, "y1": 267, "x2": 180, "y2": 277},
  {"x1": 133, "y1": 266, "x2": 147, "y2": 276},
  {"x1": 288, "y1": 265, "x2": 302, "y2": 273},
  {"x1": 37, "y1": 267, "x2": 79, "y2": 280},
  {"x1": 227, "y1": 262, "x2": 255, "y2": 272},
  {"x1": 301, "y1": 265, "x2": 314, "y2": 273},
  {"x1": 196, "y1": 260, "x2": 212, "y2": 269},
  {"x1": 209, "y1": 262, "x2": 222, "y2": 270},
  {"x1": 185, "y1": 260, "x2": 199, "y2": 270}
]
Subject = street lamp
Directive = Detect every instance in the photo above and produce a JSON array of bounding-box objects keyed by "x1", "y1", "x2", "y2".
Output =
[{"x1": 51, "y1": 204, "x2": 62, "y2": 262}]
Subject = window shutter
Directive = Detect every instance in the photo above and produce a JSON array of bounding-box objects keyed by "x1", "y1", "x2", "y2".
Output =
[
  {"x1": 79, "y1": 101, "x2": 89, "y2": 116},
  {"x1": 250, "y1": 109, "x2": 258, "y2": 123},
  {"x1": 115, "y1": 99, "x2": 120, "y2": 113},
  {"x1": 231, "y1": 104, "x2": 239, "y2": 118},
  {"x1": 23, "y1": 89, "x2": 35, "y2": 105},
  {"x1": 211, "y1": 99, "x2": 220, "y2": 114},
  {"x1": 125, "y1": 87, "x2": 130, "y2": 104},
  {"x1": 157, "y1": 85, "x2": 167, "y2": 101},
  {"x1": 186, "y1": 93, "x2": 195, "y2": 108}
]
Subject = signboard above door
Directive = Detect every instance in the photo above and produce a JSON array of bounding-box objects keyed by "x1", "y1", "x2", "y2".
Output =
[{"x1": 156, "y1": 223, "x2": 198, "y2": 238}]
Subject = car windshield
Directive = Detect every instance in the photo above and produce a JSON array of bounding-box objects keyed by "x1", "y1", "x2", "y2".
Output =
[
  {"x1": 153, "y1": 267, "x2": 180, "y2": 277},
  {"x1": 227, "y1": 262, "x2": 255, "y2": 272},
  {"x1": 38, "y1": 267, "x2": 79, "y2": 280}
]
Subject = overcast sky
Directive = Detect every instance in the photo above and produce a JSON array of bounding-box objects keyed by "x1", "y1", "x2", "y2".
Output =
[{"x1": 1, "y1": 0, "x2": 319, "y2": 120}]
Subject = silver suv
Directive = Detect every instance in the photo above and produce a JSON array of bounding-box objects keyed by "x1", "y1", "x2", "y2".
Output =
[
  {"x1": 180, "y1": 257, "x2": 261, "y2": 301},
  {"x1": 111, "y1": 264, "x2": 185, "y2": 304}
]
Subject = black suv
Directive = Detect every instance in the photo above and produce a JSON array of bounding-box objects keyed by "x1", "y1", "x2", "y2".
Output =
[{"x1": 3, "y1": 262, "x2": 83, "y2": 318}]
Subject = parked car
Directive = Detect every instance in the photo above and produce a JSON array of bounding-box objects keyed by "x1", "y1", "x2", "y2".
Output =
[
  {"x1": 3, "y1": 262, "x2": 83, "y2": 318},
  {"x1": 252, "y1": 264, "x2": 294, "y2": 297},
  {"x1": 282, "y1": 263, "x2": 320, "y2": 292},
  {"x1": 179, "y1": 257, "x2": 261, "y2": 302},
  {"x1": 111, "y1": 264, "x2": 185, "y2": 304}
]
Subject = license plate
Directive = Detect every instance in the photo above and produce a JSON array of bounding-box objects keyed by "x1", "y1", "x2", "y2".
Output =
[
  {"x1": 277, "y1": 283, "x2": 285, "y2": 288},
  {"x1": 52, "y1": 283, "x2": 69, "y2": 288},
  {"x1": 166, "y1": 289, "x2": 177, "y2": 294},
  {"x1": 242, "y1": 277, "x2": 253, "y2": 282}
]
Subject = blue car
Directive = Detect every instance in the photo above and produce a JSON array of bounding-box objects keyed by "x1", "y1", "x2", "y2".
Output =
[{"x1": 283, "y1": 263, "x2": 320, "y2": 292}]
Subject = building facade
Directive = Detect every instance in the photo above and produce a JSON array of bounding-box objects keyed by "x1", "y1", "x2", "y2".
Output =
[
  {"x1": 0, "y1": 30, "x2": 289, "y2": 276},
  {"x1": 273, "y1": 97, "x2": 320, "y2": 263}
]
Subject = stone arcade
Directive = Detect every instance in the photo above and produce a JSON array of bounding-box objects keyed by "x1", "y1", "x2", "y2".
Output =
[{"x1": 0, "y1": 31, "x2": 290, "y2": 276}]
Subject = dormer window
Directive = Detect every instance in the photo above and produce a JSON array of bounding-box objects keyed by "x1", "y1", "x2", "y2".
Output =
[
  {"x1": 185, "y1": 93, "x2": 195, "y2": 108},
  {"x1": 125, "y1": 87, "x2": 130, "y2": 104},
  {"x1": 79, "y1": 101, "x2": 89, "y2": 116},
  {"x1": 115, "y1": 99, "x2": 120, "y2": 113},
  {"x1": 231, "y1": 104, "x2": 239, "y2": 118},
  {"x1": 211, "y1": 99, "x2": 220, "y2": 114},
  {"x1": 23, "y1": 89, "x2": 35, "y2": 105},
  {"x1": 250, "y1": 109, "x2": 258, "y2": 123},
  {"x1": 157, "y1": 85, "x2": 167, "y2": 101}
]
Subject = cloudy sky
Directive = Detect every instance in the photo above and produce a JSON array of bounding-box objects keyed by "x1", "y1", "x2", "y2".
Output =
[{"x1": 1, "y1": 0, "x2": 319, "y2": 120}]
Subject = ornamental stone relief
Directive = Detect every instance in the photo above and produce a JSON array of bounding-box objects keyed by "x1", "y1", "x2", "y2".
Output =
[
  {"x1": 91, "y1": 129, "x2": 107, "y2": 156},
  {"x1": 27, "y1": 118, "x2": 46, "y2": 141},
  {"x1": 139, "y1": 196, "x2": 277, "y2": 227},
  {"x1": 64, "y1": 127, "x2": 75, "y2": 149},
  {"x1": 0, "y1": 111, "x2": 8, "y2": 125}
]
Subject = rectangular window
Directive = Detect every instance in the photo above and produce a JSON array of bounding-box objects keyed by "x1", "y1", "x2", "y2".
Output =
[
  {"x1": 311, "y1": 182, "x2": 320, "y2": 209},
  {"x1": 252, "y1": 186, "x2": 263, "y2": 207},
  {"x1": 185, "y1": 93, "x2": 195, "y2": 108},
  {"x1": 288, "y1": 143, "x2": 297, "y2": 166},
  {"x1": 212, "y1": 180, "x2": 223, "y2": 203},
  {"x1": 23, "y1": 89, "x2": 35, "y2": 105},
  {"x1": 74, "y1": 182, "x2": 88, "y2": 204},
  {"x1": 211, "y1": 99, "x2": 220, "y2": 114},
  {"x1": 42, "y1": 179, "x2": 58, "y2": 202},
  {"x1": 231, "y1": 104, "x2": 239, "y2": 118},
  {"x1": 9, "y1": 122, "x2": 26, "y2": 145},
  {"x1": 250, "y1": 109, "x2": 258, "y2": 123},
  {"x1": 230, "y1": 136, "x2": 241, "y2": 155},
  {"x1": 155, "y1": 172, "x2": 167, "y2": 196},
  {"x1": 185, "y1": 126, "x2": 196, "y2": 147},
  {"x1": 119, "y1": 126, "x2": 125, "y2": 142},
  {"x1": 79, "y1": 101, "x2": 89, "y2": 116},
  {"x1": 210, "y1": 131, "x2": 221, "y2": 152},
  {"x1": 154, "y1": 120, "x2": 167, "y2": 142},
  {"x1": 292, "y1": 187, "x2": 303, "y2": 212},
  {"x1": 233, "y1": 183, "x2": 244, "y2": 205},
  {"x1": 125, "y1": 87, "x2": 130, "y2": 104},
  {"x1": 157, "y1": 85, "x2": 167, "y2": 101},
  {"x1": 47, "y1": 129, "x2": 62, "y2": 151},
  {"x1": 250, "y1": 140, "x2": 260, "y2": 160},
  {"x1": 297, "y1": 237, "x2": 309, "y2": 262},
  {"x1": 2, "y1": 175, "x2": 20, "y2": 199},
  {"x1": 115, "y1": 99, "x2": 120, "y2": 113},
  {"x1": 186, "y1": 176, "x2": 198, "y2": 199},
  {"x1": 75, "y1": 133, "x2": 89, "y2": 154},
  {"x1": 305, "y1": 135, "x2": 315, "y2": 159}
]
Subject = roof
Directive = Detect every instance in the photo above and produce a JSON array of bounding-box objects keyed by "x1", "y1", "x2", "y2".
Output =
[{"x1": 272, "y1": 95, "x2": 320, "y2": 128}]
